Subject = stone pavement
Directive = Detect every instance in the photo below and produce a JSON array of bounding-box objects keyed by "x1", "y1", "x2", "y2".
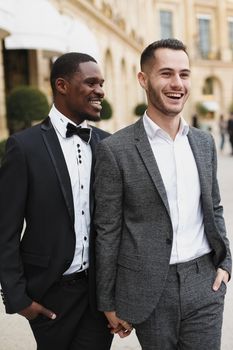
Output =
[{"x1": 0, "y1": 138, "x2": 233, "y2": 350}]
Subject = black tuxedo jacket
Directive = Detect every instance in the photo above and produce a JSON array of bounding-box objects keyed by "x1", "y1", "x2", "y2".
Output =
[{"x1": 0, "y1": 117, "x2": 109, "y2": 314}]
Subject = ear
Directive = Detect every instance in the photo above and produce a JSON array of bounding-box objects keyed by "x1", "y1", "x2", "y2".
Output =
[
  {"x1": 55, "y1": 78, "x2": 69, "y2": 95},
  {"x1": 138, "y1": 71, "x2": 148, "y2": 91}
]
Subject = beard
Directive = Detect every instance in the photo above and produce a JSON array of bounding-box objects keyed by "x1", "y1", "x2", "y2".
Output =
[
  {"x1": 85, "y1": 113, "x2": 101, "y2": 122},
  {"x1": 73, "y1": 111, "x2": 101, "y2": 123},
  {"x1": 147, "y1": 82, "x2": 186, "y2": 117}
]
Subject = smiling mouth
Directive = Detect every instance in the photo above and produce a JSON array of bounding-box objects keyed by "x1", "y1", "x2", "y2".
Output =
[
  {"x1": 89, "y1": 99, "x2": 102, "y2": 110},
  {"x1": 165, "y1": 92, "x2": 184, "y2": 99}
]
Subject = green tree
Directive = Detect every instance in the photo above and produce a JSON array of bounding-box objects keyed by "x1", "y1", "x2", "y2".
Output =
[
  {"x1": 100, "y1": 98, "x2": 113, "y2": 120},
  {"x1": 7, "y1": 85, "x2": 50, "y2": 133},
  {"x1": 134, "y1": 102, "x2": 147, "y2": 117}
]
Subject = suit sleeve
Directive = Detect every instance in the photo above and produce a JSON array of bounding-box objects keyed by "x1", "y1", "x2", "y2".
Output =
[
  {"x1": 211, "y1": 136, "x2": 232, "y2": 278},
  {"x1": 0, "y1": 136, "x2": 32, "y2": 313},
  {"x1": 94, "y1": 140, "x2": 123, "y2": 311}
]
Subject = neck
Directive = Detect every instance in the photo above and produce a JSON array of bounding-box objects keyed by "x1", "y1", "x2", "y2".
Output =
[{"x1": 146, "y1": 108, "x2": 181, "y2": 140}]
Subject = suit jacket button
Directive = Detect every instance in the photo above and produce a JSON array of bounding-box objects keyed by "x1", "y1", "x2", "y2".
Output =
[{"x1": 166, "y1": 238, "x2": 172, "y2": 245}]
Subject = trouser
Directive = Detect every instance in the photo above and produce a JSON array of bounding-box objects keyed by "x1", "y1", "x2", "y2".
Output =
[
  {"x1": 134, "y1": 253, "x2": 226, "y2": 350},
  {"x1": 29, "y1": 271, "x2": 113, "y2": 350}
]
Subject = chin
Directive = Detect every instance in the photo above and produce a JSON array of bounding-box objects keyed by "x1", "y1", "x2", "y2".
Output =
[{"x1": 85, "y1": 114, "x2": 101, "y2": 122}]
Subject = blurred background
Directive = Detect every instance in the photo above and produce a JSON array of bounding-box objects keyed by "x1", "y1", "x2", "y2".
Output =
[
  {"x1": 0, "y1": 1, "x2": 233, "y2": 349},
  {"x1": 0, "y1": 0, "x2": 233, "y2": 139}
]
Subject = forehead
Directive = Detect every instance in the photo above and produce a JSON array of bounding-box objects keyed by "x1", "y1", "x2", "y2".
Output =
[
  {"x1": 77, "y1": 61, "x2": 103, "y2": 78},
  {"x1": 152, "y1": 48, "x2": 190, "y2": 71}
]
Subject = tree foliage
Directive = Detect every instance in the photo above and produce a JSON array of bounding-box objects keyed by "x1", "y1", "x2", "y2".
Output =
[
  {"x1": 134, "y1": 102, "x2": 147, "y2": 117},
  {"x1": 7, "y1": 85, "x2": 49, "y2": 132},
  {"x1": 100, "y1": 98, "x2": 113, "y2": 120}
]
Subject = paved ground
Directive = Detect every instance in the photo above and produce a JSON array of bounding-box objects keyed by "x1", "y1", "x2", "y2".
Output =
[{"x1": 0, "y1": 136, "x2": 232, "y2": 350}]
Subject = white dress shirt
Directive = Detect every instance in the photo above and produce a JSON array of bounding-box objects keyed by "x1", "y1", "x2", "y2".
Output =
[
  {"x1": 143, "y1": 113, "x2": 211, "y2": 264},
  {"x1": 49, "y1": 104, "x2": 92, "y2": 273}
]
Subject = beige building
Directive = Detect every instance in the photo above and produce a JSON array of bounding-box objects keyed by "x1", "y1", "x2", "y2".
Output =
[{"x1": 1, "y1": 0, "x2": 233, "y2": 139}]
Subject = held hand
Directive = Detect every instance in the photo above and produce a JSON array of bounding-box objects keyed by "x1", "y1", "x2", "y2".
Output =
[
  {"x1": 104, "y1": 311, "x2": 120, "y2": 329},
  {"x1": 19, "y1": 301, "x2": 56, "y2": 321},
  {"x1": 212, "y1": 268, "x2": 229, "y2": 291},
  {"x1": 117, "y1": 318, "x2": 133, "y2": 338},
  {"x1": 104, "y1": 311, "x2": 133, "y2": 338}
]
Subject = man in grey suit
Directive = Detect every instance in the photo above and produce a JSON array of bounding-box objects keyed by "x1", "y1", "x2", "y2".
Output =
[{"x1": 94, "y1": 39, "x2": 232, "y2": 349}]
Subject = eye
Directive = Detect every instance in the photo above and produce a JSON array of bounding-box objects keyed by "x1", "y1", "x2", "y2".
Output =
[
  {"x1": 161, "y1": 71, "x2": 171, "y2": 78},
  {"x1": 180, "y1": 72, "x2": 190, "y2": 79},
  {"x1": 87, "y1": 82, "x2": 95, "y2": 87}
]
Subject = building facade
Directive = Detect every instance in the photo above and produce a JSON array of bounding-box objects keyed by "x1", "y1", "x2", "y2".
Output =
[{"x1": 0, "y1": 0, "x2": 233, "y2": 138}]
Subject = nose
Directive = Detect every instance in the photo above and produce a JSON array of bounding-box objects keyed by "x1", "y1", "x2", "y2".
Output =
[
  {"x1": 94, "y1": 84, "x2": 104, "y2": 98},
  {"x1": 170, "y1": 74, "x2": 183, "y2": 88}
]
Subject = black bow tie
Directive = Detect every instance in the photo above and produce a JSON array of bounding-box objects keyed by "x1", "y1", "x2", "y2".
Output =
[{"x1": 66, "y1": 122, "x2": 91, "y2": 143}]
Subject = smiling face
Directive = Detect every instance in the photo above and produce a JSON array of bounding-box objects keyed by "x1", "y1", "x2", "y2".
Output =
[
  {"x1": 138, "y1": 48, "x2": 191, "y2": 120},
  {"x1": 55, "y1": 61, "x2": 104, "y2": 124}
]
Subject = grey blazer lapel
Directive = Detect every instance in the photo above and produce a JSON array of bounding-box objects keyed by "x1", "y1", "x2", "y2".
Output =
[
  {"x1": 41, "y1": 117, "x2": 74, "y2": 223},
  {"x1": 134, "y1": 118, "x2": 170, "y2": 216},
  {"x1": 188, "y1": 128, "x2": 210, "y2": 196}
]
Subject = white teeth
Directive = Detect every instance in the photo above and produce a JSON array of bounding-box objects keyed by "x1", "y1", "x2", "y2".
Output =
[
  {"x1": 90, "y1": 100, "x2": 101, "y2": 104},
  {"x1": 166, "y1": 93, "x2": 182, "y2": 98}
]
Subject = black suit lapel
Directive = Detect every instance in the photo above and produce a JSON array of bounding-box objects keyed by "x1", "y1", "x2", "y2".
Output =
[
  {"x1": 41, "y1": 117, "x2": 74, "y2": 223},
  {"x1": 89, "y1": 129, "x2": 100, "y2": 216}
]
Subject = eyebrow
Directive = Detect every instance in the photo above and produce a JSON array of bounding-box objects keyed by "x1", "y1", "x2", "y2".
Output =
[
  {"x1": 158, "y1": 68, "x2": 191, "y2": 73},
  {"x1": 85, "y1": 77, "x2": 105, "y2": 82}
]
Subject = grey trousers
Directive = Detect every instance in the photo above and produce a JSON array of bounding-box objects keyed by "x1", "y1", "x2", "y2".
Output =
[{"x1": 134, "y1": 253, "x2": 226, "y2": 350}]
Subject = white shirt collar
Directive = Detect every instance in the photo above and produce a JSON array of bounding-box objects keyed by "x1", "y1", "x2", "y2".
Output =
[
  {"x1": 49, "y1": 104, "x2": 91, "y2": 139},
  {"x1": 143, "y1": 111, "x2": 189, "y2": 141}
]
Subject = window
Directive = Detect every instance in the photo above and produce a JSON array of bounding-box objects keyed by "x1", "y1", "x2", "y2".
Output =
[
  {"x1": 228, "y1": 17, "x2": 233, "y2": 50},
  {"x1": 3, "y1": 45, "x2": 29, "y2": 96},
  {"x1": 160, "y1": 10, "x2": 173, "y2": 39},
  {"x1": 202, "y1": 77, "x2": 213, "y2": 95},
  {"x1": 197, "y1": 15, "x2": 211, "y2": 59}
]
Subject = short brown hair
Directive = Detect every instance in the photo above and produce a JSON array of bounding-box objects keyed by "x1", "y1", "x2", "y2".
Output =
[{"x1": 140, "y1": 38, "x2": 188, "y2": 71}]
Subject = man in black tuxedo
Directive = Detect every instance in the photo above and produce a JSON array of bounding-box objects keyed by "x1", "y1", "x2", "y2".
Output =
[{"x1": 0, "y1": 52, "x2": 113, "y2": 350}]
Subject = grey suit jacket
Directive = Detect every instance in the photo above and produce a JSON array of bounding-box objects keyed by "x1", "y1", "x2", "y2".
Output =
[{"x1": 94, "y1": 117, "x2": 232, "y2": 324}]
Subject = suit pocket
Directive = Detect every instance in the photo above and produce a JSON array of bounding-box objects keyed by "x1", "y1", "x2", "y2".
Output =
[
  {"x1": 21, "y1": 251, "x2": 50, "y2": 268},
  {"x1": 117, "y1": 254, "x2": 142, "y2": 271}
]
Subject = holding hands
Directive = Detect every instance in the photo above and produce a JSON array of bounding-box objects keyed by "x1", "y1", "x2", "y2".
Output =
[{"x1": 104, "y1": 311, "x2": 133, "y2": 338}]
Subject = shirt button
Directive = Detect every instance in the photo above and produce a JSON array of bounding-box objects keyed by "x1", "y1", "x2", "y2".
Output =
[
  {"x1": 82, "y1": 210, "x2": 84, "y2": 215},
  {"x1": 81, "y1": 185, "x2": 84, "y2": 189},
  {"x1": 83, "y1": 261, "x2": 86, "y2": 266},
  {"x1": 77, "y1": 144, "x2": 80, "y2": 148},
  {"x1": 79, "y1": 161, "x2": 82, "y2": 164},
  {"x1": 84, "y1": 236, "x2": 87, "y2": 241}
]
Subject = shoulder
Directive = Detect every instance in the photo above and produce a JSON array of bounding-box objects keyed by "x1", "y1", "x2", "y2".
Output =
[
  {"x1": 189, "y1": 126, "x2": 213, "y2": 141},
  {"x1": 100, "y1": 123, "x2": 136, "y2": 148},
  {"x1": 7, "y1": 120, "x2": 47, "y2": 151},
  {"x1": 188, "y1": 127, "x2": 216, "y2": 155},
  {"x1": 91, "y1": 125, "x2": 111, "y2": 140},
  {"x1": 11, "y1": 119, "x2": 46, "y2": 139}
]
